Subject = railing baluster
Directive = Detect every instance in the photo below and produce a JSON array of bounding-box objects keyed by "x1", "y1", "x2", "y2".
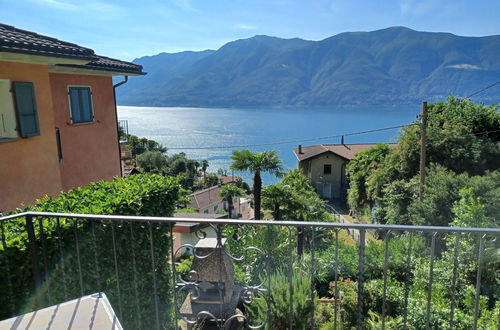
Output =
[
  {"x1": 110, "y1": 221, "x2": 123, "y2": 318},
  {"x1": 91, "y1": 220, "x2": 102, "y2": 292},
  {"x1": 288, "y1": 226, "x2": 293, "y2": 330},
  {"x1": 381, "y1": 230, "x2": 391, "y2": 329},
  {"x1": 333, "y1": 229, "x2": 339, "y2": 330},
  {"x1": 1, "y1": 221, "x2": 15, "y2": 316},
  {"x1": 218, "y1": 225, "x2": 224, "y2": 330},
  {"x1": 357, "y1": 229, "x2": 366, "y2": 330},
  {"x1": 73, "y1": 218, "x2": 84, "y2": 297},
  {"x1": 425, "y1": 232, "x2": 437, "y2": 330},
  {"x1": 56, "y1": 218, "x2": 68, "y2": 300},
  {"x1": 169, "y1": 226, "x2": 179, "y2": 330},
  {"x1": 449, "y1": 233, "x2": 460, "y2": 330},
  {"x1": 38, "y1": 217, "x2": 51, "y2": 306},
  {"x1": 25, "y1": 215, "x2": 41, "y2": 292},
  {"x1": 129, "y1": 222, "x2": 142, "y2": 329},
  {"x1": 472, "y1": 234, "x2": 485, "y2": 330},
  {"x1": 148, "y1": 222, "x2": 160, "y2": 330},
  {"x1": 402, "y1": 231, "x2": 413, "y2": 330},
  {"x1": 266, "y1": 226, "x2": 272, "y2": 330},
  {"x1": 310, "y1": 227, "x2": 316, "y2": 329}
]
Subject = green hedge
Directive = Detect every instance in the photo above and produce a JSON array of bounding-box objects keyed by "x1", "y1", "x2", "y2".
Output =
[{"x1": 0, "y1": 174, "x2": 181, "y2": 329}]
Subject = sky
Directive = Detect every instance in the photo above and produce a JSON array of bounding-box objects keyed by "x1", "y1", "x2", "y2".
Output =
[{"x1": 1, "y1": 0, "x2": 499, "y2": 61}]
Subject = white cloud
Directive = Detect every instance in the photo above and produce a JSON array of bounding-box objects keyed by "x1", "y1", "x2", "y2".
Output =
[
  {"x1": 399, "y1": 0, "x2": 439, "y2": 16},
  {"x1": 31, "y1": 0, "x2": 122, "y2": 14},
  {"x1": 232, "y1": 24, "x2": 258, "y2": 31},
  {"x1": 170, "y1": 0, "x2": 200, "y2": 13},
  {"x1": 446, "y1": 64, "x2": 482, "y2": 70},
  {"x1": 329, "y1": 0, "x2": 350, "y2": 14},
  {"x1": 33, "y1": 0, "x2": 78, "y2": 11}
]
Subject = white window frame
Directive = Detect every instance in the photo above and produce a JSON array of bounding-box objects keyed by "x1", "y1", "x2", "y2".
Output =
[{"x1": 67, "y1": 85, "x2": 95, "y2": 124}]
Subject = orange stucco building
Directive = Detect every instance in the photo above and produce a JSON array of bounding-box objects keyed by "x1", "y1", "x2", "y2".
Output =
[{"x1": 0, "y1": 24, "x2": 145, "y2": 213}]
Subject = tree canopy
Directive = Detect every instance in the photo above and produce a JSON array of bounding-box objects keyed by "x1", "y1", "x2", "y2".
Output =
[{"x1": 346, "y1": 97, "x2": 499, "y2": 227}]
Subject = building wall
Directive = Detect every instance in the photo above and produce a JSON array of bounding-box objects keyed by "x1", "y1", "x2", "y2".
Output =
[
  {"x1": 199, "y1": 200, "x2": 225, "y2": 214},
  {"x1": 49, "y1": 73, "x2": 120, "y2": 191},
  {"x1": 304, "y1": 153, "x2": 347, "y2": 199},
  {"x1": 0, "y1": 62, "x2": 63, "y2": 213}
]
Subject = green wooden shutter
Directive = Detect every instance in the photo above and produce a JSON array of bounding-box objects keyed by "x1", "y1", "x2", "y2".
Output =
[
  {"x1": 69, "y1": 87, "x2": 93, "y2": 123},
  {"x1": 12, "y1": 82, "x2": 40, "y2": 137}
]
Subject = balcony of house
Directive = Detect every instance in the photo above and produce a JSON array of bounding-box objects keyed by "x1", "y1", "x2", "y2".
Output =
[{"x1": 0, "y1": 212, "x2": 498, "y2": 329}]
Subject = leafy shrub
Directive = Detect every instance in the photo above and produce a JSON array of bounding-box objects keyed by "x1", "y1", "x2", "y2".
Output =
[
  {"x1": 245, "y1": 268, "x2": 316, "y2": 329},
  {"x1": 0, "y1": 174, "x2": 181, "y2": 329}
]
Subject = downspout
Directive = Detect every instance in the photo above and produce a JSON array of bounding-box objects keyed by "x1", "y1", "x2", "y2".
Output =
[{"x1": 113, "y1": 76, "x2": 128, "y2": 177}]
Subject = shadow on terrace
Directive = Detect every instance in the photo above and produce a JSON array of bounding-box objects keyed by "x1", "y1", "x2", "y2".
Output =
[{"x1": 0, "y1": 212, "x2": 498, "y2": 329}]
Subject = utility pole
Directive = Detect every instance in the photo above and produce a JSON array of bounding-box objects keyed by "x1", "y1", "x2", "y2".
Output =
[{"x1": 419, "y1": 101, "x2": 428, "y2": 200}]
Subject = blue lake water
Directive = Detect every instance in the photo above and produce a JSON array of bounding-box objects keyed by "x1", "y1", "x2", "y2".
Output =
[{"x1": 117, "y1": 106, "x2": 421, "y2": 184}]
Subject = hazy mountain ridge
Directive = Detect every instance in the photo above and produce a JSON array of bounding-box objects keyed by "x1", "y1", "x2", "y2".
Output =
[{"x1": 117, "y1": 27, "x2": 500, "y2": 107}]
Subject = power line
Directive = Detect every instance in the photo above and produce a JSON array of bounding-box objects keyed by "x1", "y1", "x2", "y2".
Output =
[
  {"x1": 466, "y1": 80, "x2": 500, "y2": 98},
  {"x1": 167, "y1": 124, "x2": 415, "y2": 150}
]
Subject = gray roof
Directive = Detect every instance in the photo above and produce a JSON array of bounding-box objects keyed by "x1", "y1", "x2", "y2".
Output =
[
  {"x1": 57, "y1": 55, "x2": 145, "y2": 75},
  {"x1": 0, "y1": 23, "x2": 95, "y2": 60},
  {"x1": 293, "y1": 143, "x2": 397, "y2": 162},
  {"x1": 188, "y1": 185, "x2": 222, "y2": 210},
  {"x1": 0, "y1": 23, "x2": 144, "y2": 75}
]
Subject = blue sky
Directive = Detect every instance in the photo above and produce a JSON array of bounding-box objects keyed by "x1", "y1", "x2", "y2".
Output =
[{"x1": 1, "y1": 0, "x2": 499, "y2": 61}]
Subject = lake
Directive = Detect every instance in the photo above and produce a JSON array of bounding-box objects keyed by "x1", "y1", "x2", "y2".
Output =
[{"x1": 117, "y1": 105, "x2": 421, "y2": 184}]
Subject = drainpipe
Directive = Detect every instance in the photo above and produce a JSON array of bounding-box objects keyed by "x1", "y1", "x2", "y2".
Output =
[{"x1": 113, "y1": 76, "x2": 128, "y2": 177}]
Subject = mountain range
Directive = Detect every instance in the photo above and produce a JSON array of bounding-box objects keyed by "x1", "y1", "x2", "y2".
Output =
[{"x1": 116, "y1": 27, "x2": 500, "y2": 107}]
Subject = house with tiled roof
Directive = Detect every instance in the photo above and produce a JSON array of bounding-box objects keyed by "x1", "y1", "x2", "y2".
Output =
[
  {"x1": 293, "y1": 143, "x2": 396, "y2": 200},
  {"x1": 0, "y1": 23, "x2": 145, "y2": 213},
  {"x1": 187, "y1": 184, "x2": 247, "y2": 218},
  {"x1": 188, "y1": 185, "x2": 225, "y2": 215}
]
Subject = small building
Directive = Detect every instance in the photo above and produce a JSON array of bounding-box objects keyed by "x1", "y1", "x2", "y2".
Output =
[
  {"x1": 188, "y1": 185, "x2": 225, "y2": 214},
  {"x1": 293, "y1": 143, "x2": 395, "y2": 200},
  {"x1": 172, "y1": 212, "x2": 226, "y2": 257},
  {"x1": 237, "y1": 197, "x2": 253, "y2": 220},
  {"x1": 188, "y1": 185, "x2": 243, "y2": 218},
  {"x1": 218, "y1": 175, "x2": 241, "y2": 184},
  {"x1": 0, "y1": 23, "x2": 145, "y2": 213}
]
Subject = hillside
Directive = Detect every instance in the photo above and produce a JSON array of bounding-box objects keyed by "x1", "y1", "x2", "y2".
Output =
[{"x1": 116, "y1": 27, "x2": 500, "y2": 107}]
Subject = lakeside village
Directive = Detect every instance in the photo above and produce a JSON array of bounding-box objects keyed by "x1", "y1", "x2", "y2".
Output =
[{"x1": 1, "y1": 24, "x2": 499, "y2": 329}]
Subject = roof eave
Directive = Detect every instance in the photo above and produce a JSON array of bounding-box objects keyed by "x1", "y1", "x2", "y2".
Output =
[
  {"x1": 296, "y1": 150, "x2": 350, "y2": 162},
  {"x1": 50, "y1": 64, "x2": 146, "y2": 76},
  {"x1": 0, "y1": 51, "x2": 93, "y2": 66}
]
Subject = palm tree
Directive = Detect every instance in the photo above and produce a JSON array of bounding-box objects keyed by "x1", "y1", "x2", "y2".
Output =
[
  {"x1": 230, "y1": 150, "x2": 283, "y2": 220},
  {"x1": 201, "y1": 160, "x2": 209, "y2": 178},
  {"x1": 262, "y1": 184, "x2": 291, "y2": 220},
  {"x1": 219, "y1": 183, "x2": 244, "y2": 218}
]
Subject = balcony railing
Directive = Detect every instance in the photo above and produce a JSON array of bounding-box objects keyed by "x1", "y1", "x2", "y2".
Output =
[{"x1": 0, "y1": 212, "x2": 498, "y2": 329}]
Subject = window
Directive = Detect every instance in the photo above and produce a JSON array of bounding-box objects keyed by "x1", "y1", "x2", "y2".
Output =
[
  {"x1": 0, "y1": 80, "x2": 17, "y2": 139},
  {"x1": 323, "y1": 164, "x2": 332, "y2": 175},
  {"x1": 0, "y1": 80, "x2": 40, "y2": 139},
  {"x1": 68, "y1": 86, "x2": 94, "y2": 124}
]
